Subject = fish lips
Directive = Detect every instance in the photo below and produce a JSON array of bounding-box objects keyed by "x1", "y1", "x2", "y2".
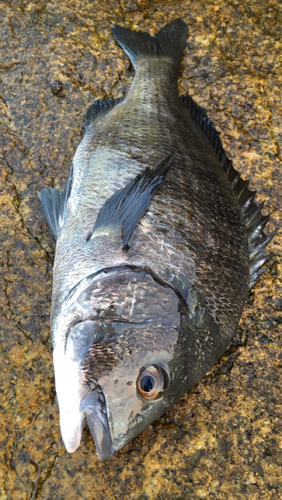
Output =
[
  {"x1": 57, "y1": 372, "x2": 114, "y2": 460},
  {"x1": 80, "y1": 388, "x2": 114, "y2": 460}
]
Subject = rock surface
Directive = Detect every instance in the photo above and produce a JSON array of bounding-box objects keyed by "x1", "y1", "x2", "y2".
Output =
[{"x1": 0, "y1": 1, "x2": 281, "y2": 499}]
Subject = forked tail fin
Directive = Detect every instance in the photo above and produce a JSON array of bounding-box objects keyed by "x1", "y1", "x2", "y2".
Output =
[{"x1": 112, "y1": 18, "x2": 188, "y2": 69}]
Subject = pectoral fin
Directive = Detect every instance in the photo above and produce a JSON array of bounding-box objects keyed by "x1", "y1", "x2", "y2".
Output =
[{"x1": 89, "y1": 153, "x2": 175, "y2": 248}]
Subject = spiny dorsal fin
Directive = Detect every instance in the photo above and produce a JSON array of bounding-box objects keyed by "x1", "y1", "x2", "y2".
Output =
[
  {"x1": 40, "y1": 165, "x2": 73, "y2": 240},
  {"x1": 181, "y1": 94, "x2": 276, "y2": 289},
  {"x1": 112, "y1": 18, "x2": 188, "y2": 69},
  {"x1": 85, "y1": 97, "x2": 125, "y2": 127},
  {"x1": 89, "y1": 153, "x2": 174, "y2": 248}
]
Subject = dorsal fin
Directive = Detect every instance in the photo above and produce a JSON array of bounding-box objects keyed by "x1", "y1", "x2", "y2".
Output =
[
  {"x1": 181, "y1": 94, "x2": 276, "y2": 288},
  {"x1": 40, "y1": 165, "x2": 73, "y2": 240},
  {"x1": 85, "y1": 97, "x2": 125, "y2": 127}
]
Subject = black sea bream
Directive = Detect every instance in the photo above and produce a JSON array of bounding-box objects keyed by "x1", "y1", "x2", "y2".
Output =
[{"x1": 40, "y1": 19, "x2": 274, "y2": 459}]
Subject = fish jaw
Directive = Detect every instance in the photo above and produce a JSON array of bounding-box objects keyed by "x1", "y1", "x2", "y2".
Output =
[
  {"x1": 80, "y1": 389, "x2": 114, "y2": 460},
  {"x1": 52, "y1": 320, "x2": 114, "y2": 458},
  {"x1": 53, "y1": 347, "x2": 84, "y2": 453},
  {"x1": 54, "y1": 341, "x2": 114, "y2": 459}
]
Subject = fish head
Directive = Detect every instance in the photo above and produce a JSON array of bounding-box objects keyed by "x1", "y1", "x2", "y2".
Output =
[
  {"x1": 53, "y1": 268, "x2": 224, "y2": 459},
  {"x1": 52, "y1": 268, "x2": 192, "y2": 459}
]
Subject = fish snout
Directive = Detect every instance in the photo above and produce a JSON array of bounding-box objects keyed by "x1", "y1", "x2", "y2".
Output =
[{"x1": 53, "y1": 340, "x2": 113, "y2": 459}]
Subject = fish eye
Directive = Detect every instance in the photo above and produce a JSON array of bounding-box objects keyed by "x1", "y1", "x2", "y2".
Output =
[{"x1": 137, "y1": 365, "x2": 166, "y2": 400}]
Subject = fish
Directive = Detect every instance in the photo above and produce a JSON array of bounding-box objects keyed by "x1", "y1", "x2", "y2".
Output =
[{"x1": 40, "y1": 18, "x2": 275, "y2": 460}]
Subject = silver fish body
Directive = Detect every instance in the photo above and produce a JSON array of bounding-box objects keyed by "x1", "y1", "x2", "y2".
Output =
[{"x1": 40, "y1": 19, "x2": 273, "y2": 459}]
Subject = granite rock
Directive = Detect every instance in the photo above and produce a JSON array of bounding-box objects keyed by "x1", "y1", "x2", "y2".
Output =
[{"x1": 0, "y1": 1, "x2": 281, "y2": 498}]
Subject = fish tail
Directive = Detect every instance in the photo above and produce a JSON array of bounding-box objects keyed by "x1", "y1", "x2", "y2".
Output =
[{"x1": 112, "y1": 18, "x2": 188, "y2": 69}]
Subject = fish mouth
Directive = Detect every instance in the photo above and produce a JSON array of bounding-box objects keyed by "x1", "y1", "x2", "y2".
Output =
[
  {"x1": 53, "y1": 320, "x2": 115, "y2": 459},
  {"x1": 80, "y1": 385, "x2": 114, "y2": 460}
]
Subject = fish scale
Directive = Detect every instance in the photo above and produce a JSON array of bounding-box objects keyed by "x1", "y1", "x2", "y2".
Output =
[{"x1": 40, "y1": 18, "x2": 274, "y2": 460}]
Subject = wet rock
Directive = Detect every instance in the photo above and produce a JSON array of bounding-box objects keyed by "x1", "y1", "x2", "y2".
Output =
[{"x1": 0, "y1": 1, "x2": 281, "y2": 499}]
